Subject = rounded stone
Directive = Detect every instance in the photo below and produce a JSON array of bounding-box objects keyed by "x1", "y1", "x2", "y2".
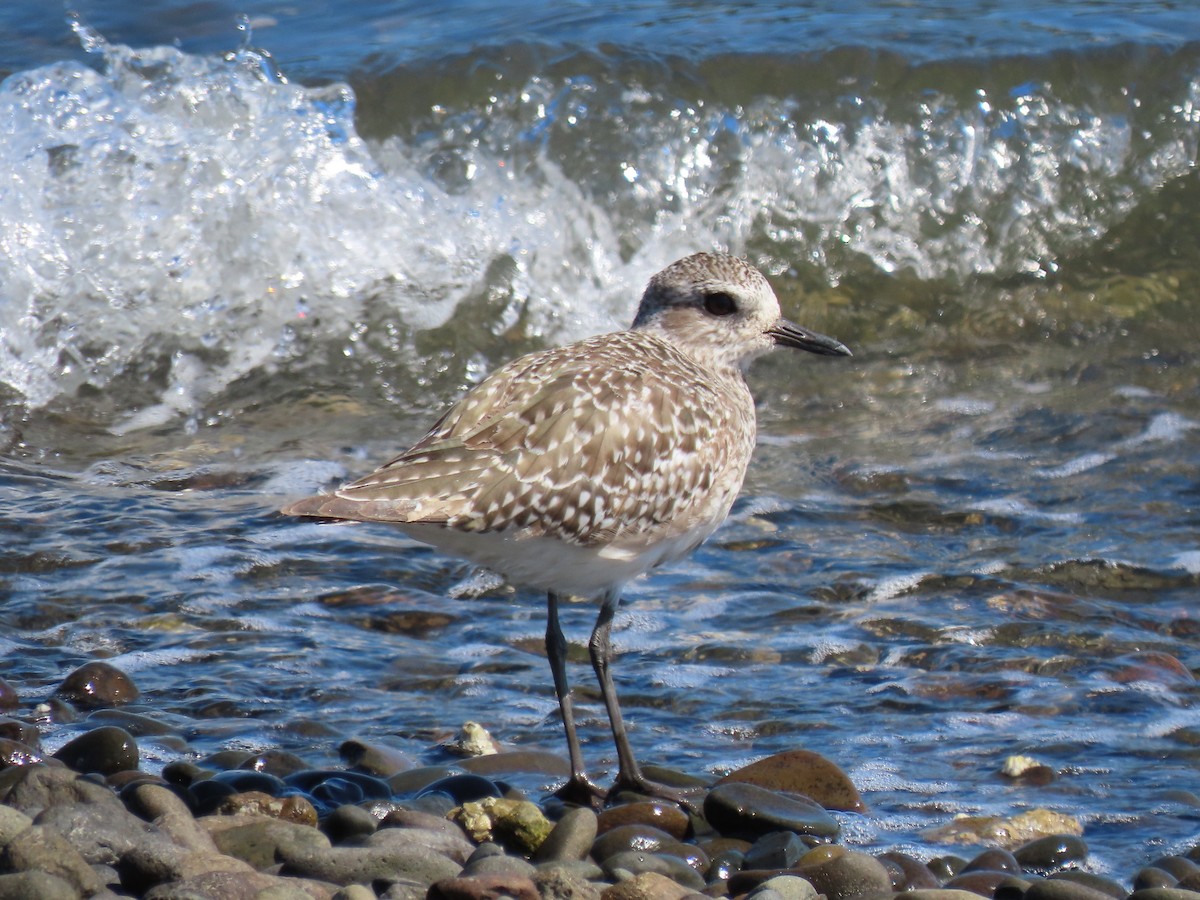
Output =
[
  {"x1": 430, "y1": 873, "x2": 541, "y2": 900},
  {"x1": 601, "y1": 850, "x2": 707, "y2": 892},
  {"x1": 324, "y1": 803, "x2": 379, "y2": 842},
  {"x1": 1151, "y1": 858, "x2": 1200, "y2": 881},
  {"x1": 339, "y1": 738, "x2": 415, "y2": 776},
  {"x1": 54, "y1": 662, "x2": 139, "y2": 709},
  {"x1": 753, "y1": 875, "x2": 820, "y2": 900},
  {"x1": 1015, "y1": 835, "x2": 1090, "y2": 871},
  {"x1": 797, "y1": 847, "x2": 893, "y2": 900},
  {"x1": 457, "y1": 749, "x2": 572, "y2": 778},
  {"x1": 1048, "y1": 873, "x2": 1128, "y2": 899},
  {"x1": 1025, "y1": 878, "x2": 1125, "y2": 900},
  {"x1": 717, "y1": 750, "x2": 865, "y2": 813},
  {"x1": 946, "y1": 870, "x2": 1021, "y2": 896},
  {"x1": 0, "y1": 738, "x2": 42, "y2": 769},
  {"x1": 0, "y1": 717, "x2": 40, "y2": 748},
  {"x1": 0, "y1": 679, "x2": 18, "y2": 711},
  {"x1": 532, "y1": 806, "x2": 598, "y2": 863},
  {"x1": 962, "y1": 847, "x2": 1022, "y2": 874},
  {"x1": 704, "y1": 782, "x2": 838, "y2": 842},
  {"x1": 598, "y1": 801, "x2": 691, "y2": 840},
  {"x1": 878, "y1": 851, "x2": 940, "y2": 891},
  {"x1": 599, "y1": 870, "x2": 695, "y2": 900},
  {"x1": 52, "y1": 726, "x2": 138, "y2": 775},
  {"x1": 744, "y1": 831, "x2": 809, "y2": 871},
  {"x1": 209, "y1": 817, "x2": 331, "y2": 871},
  {"x1": 1136, "y1": 869, "x2": 1180, "y2": 891},
  {"x1": 592, "y1": 824, "x2": 678, "y2": 862}
]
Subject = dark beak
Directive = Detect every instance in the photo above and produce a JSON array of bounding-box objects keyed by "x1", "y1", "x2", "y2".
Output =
[{"x1": 767, "y1": 320, "x2": 852, "y2": 357}]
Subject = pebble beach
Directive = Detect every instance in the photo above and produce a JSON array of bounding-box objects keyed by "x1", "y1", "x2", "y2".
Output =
[{"x1": 1, "y1": 661, "x2": 1198, "y2": 899}]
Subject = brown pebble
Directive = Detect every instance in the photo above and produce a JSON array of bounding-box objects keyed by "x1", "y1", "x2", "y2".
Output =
[
  {"x1": 216, "y1": 790, "x2": 319, "y2": 827},
  {"x1": 598, "y1": 800, "x2": 691, "y2": 840},
  {"x1": 54, "y1": 661, "x2": 139, "y2": 709},
  {"x1": 430, "y1": 873, "x2": 541, "y2": 900},
  {"x1": 717, "y1": 749, "x2": 865, "y2": 812},
  {"x1": 600, "y1": 871, "x2": 694, "y2": 900}
]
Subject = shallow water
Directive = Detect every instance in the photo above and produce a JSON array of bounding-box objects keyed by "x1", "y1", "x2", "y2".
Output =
[{"x1": 1, "y1": 1, "x2": 1199, "y2": 881}]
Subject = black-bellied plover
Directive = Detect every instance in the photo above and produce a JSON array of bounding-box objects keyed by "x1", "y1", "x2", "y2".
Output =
[{"x1": 283, "y1": 252, "x2": 851, "y2": 802}]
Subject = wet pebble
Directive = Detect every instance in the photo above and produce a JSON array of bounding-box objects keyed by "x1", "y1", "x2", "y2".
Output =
[
  {"x1": 1015, "y1": 834, "x2": 1090, "y2": 870},
  {"x1": 704, "y1": 782, "x2": 839, "y2": 842},
  {"x1": 592, "y1": 824, "x2": 680, "y2": 862},
  {"x1": 0, "y1": 738, "x2": 43, "y2": 769},
  {"x1": 598, "y1": 800, "x2": 691, "y2": 840},
  {"x1": 717, "y1": 750, "x2": 866, "y2": 812},
  {"x1": 54, "y1": 662, "x2": 139, "y2": 709},
  {"x1": 52, "y1": 725, "x2": 138, "y2": 776},
  {"x1": 744, "y1": 830, "x2": 810, "y2": 870},
  {"x1": 0, "y1": 679, "x2": 18, "y2": 712},
  {"x1": 600, "y1": 848, "x2": 707, "y2": 891},
  {"x1": 532, "y1": 805, "x2": 598, "y2": 863}
]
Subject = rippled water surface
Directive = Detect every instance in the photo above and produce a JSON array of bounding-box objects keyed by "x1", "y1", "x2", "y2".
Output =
[{"x1": 2, "y1": 0, "x2": 1199, "y2": 880}]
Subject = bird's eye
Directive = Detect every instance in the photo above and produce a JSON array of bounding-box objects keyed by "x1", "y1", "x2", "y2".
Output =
[{"x1": 703, "y1": 291, "x2": 738, "y2": 317}]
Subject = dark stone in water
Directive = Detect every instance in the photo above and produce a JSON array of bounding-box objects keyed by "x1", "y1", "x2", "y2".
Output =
[
  {"x1": 1048, "y1": 872, "x2": 1129, "y2": 898},
  {"x1": 947, "y1": 870, "x2": 1021, "y2": 896},
  {"x1": 1015, "y1": 834, "x2": 1090, "y2": 870},
  {"x1": 238, "y1": 748, "x2": 311, "y2": 777},
  {"x1": 311, "y1": 776, "x2": 366, "y2": 809},
  {"x1": 52, "y1": 725, "x2": 138, "y2": 776},
  {"x1": 54, "y1": 662, "x2": 139, "y2": 709},
  {"x1": 0, "y1": 678, "x2": 17, "y2": 711},
  {"x1": 187, "y1": 777, "x2": 238, "y2": 814},
  {"x1": 597, "y1": 800, "x2": 691, "y2": 840},
  {"x1": 0, "y1": 716, "x2": 40, "y2": 748},
  {"x1": 284, "y1": 768, "x2": 394, "y2": 799},
  {"x1": 0, "y1": 738, "x2": 42, "y2": 769},
  {"x1": 878, "y1": 851, "x2": 941, "y2": 891},
  {"x1": 962, "y1": 847, "x2": 1022, "y2": 874},
  {"x1": 704, "y1": 782, "x2": 839, "y2": 842},
  {"x1": 744, "y1": 831, "x2": 809, "y2": 871},
  {"x1": 207, "y1": 768, "x2": 290, "y2": 795},
  {"x1": 339, "y1": 738, "x2": 416, "y2": 776},
  {"x1": 591, "y1": 823, "x2": 677, "y2": 862},
  {"x1": 416, "y1": 773, "x2": 504, "y2": 804}
]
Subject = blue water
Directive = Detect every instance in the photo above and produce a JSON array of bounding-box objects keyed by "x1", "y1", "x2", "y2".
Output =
[{"x1": 1, "y1": 0, "x2": 1199, "y2": 884}]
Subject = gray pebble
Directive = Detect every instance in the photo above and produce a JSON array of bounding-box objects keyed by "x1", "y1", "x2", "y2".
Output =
[
  {"x1": 208, "y1": 817, "x2": 332, "y2": 871},
  {"x1": 33, "y1": 800, "x2": 150, "y2": 866},
  {"x1": 0, "y1": 824, "x2": 104, "y2": 896},
  {"x1": 462, "y1": 852, "x2": 538, "y2": 878},
  {"x1": 276, "y1": 840, "x2": 462, "y2": 887},
  {"x1": 366, "y1": 825, "x2": 476, "y2": 864},
  {"x1": 752, "y1": 875, "x2": 820, "y2": 900},
  {"x1": 0, "y1": 806, "x2": 32, "y2": 846},
  {"x1": 0, "y1": 870, "x2": 82, "y2": 900},
  {"x1": 601, "y1": 851, "x2": 706, "y2": 892},
  {"x1": 744, "y1": 832, "x2": 808, "y2": 871},
  {"x1": 533, "y1": 806, "x2": 598, "y2": 864},
  {"x1": 0, "y1": 765, "x2": 121, "y2": 818}
]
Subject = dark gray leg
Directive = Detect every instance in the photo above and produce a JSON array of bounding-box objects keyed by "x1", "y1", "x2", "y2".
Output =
[
  {"x1": 588, "y1": 589, "x2": 645, "y2": 789},
  {"x1": 546, "y1": 591, "x2": 602, "y2": 802},
  {"x1": 589, "y1": 589, "x2": 704, "y2": 806}
]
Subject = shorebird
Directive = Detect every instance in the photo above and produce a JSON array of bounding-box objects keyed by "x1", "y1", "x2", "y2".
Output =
[{"x1": 282, "y1": 252, "x2": 851, "y2": 802}]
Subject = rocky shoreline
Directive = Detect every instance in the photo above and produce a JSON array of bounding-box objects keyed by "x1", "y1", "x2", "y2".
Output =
[{"x1": 2, "y1": 664, "x2": 1199, "y2": 900}]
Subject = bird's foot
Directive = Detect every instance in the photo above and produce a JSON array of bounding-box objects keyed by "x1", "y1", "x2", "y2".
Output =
[
  {"x1": 554, "y1": 773, "x2": 608, "y2": 808},
  {"x1": 610, "y1": 771, "x2": 707, "y2": 813}
]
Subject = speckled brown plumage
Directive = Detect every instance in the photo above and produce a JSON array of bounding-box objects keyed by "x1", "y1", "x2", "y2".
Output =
[{"x1": 282, "y1": 251, "x2": 851, "y2": 802}]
